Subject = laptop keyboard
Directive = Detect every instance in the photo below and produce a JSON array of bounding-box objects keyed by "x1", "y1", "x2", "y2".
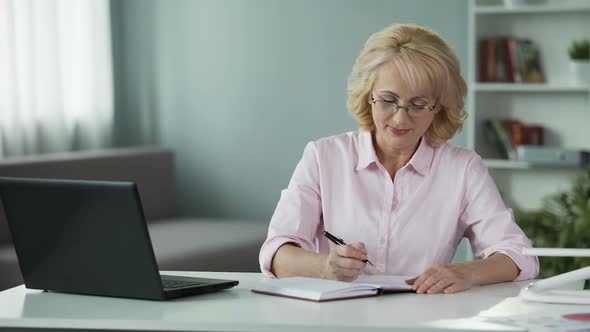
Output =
[{"x1": 161, "y1": 278, "x2": 206, "y2": 290}]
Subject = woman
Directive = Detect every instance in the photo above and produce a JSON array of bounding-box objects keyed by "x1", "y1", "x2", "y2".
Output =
[{"x1": 259, "y1": 24, "x2": 539, "y2": 294}]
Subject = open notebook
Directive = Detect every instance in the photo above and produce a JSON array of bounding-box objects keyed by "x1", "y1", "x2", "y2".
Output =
[{"x1": 252, "y1": 275, "x2": 414, "y2": 302}]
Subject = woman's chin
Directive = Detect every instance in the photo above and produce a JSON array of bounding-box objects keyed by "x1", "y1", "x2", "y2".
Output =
[
  {"x1": 375, "y1": 129, "x2": 420, "y2": 152},
  {"x1": 385, "y1": 129, "x2": 416, "y2": 142}
]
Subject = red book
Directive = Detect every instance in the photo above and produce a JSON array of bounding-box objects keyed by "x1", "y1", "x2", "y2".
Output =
[
  {"x1": 496, "y1": 37, "x2": 507, "y2": 82},
  {"x1": 502, "y1": 119, "x2": 525, "y2": 149},
  {"x1": 507, "y1": 37, "x2": 521, "y2": 83},
  {"x1": 504, "y1": 37, "x2": 517, "y2": 83},
  {"x1": 487, "y1": 39, "x2": 497, "y2": 82},
  {"x1": 524, "y1": 126, "x2": 544, "y2": 145},
  {"x1": 479, "y1": 39, "x2": 489, "y2": 82}
]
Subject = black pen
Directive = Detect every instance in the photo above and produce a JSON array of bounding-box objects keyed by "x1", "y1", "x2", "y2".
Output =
[{"x1": 322, "y1": 230, "x2": 375, "y2": 266}]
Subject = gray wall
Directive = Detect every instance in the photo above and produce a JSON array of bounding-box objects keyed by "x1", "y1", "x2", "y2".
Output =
[{"x1": 111, "y1": 0, "x2": 468, "y2": 220}]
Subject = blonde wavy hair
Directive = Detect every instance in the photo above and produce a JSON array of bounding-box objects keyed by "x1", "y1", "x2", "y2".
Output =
[{"x1": 347, "y1": 24, "x2": 467, "y2": 146}]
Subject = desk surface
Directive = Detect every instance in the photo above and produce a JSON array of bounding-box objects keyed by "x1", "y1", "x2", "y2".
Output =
[{"x1": 0, "y1": 271, "x2": 587, "y2": 332}]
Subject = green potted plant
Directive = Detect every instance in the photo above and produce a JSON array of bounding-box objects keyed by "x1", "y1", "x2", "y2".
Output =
[
  {"x1": 568, "y1": 39, "x2": 590, "y2": 84},
  {"x1": 515, "y1": 168, "x2": 590, "y2": 285}
]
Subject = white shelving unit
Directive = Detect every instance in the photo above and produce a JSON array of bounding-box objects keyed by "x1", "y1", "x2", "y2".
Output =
[
  {"x1": 467, "y1": 0, "x2": 590, "y2": 209},
  {"x1": 473, "y1": 3, "x2": 590, "y2": 14},
  {"x1": 482, "y1": 158, "x2": 583, "y2": 170},
  {"x1": 473, "y1": 83, "x2": 589, "y2": 93}
]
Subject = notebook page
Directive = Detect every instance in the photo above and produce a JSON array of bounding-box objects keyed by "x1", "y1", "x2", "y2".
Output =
[
  {"x1": 354, "y1": 275, "x2": 414, "y2": 291},
  {"x1": 254, "y1": 277, "x2": 379, "y2": 301}
]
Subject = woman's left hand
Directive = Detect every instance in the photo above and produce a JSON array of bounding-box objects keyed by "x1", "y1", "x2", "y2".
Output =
[{"x1": 405, "y1": 263, "x2": 474, "y2": 294}]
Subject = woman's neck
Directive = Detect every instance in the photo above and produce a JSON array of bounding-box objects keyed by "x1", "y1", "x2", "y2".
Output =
[{"x1": 373, "y1": 134, "x2": 420, "y2": 179}]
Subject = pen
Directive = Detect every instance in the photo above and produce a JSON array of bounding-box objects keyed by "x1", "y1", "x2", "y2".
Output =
[{"x1": 322, "y1": 230, "x2": 375, "y2": 266}]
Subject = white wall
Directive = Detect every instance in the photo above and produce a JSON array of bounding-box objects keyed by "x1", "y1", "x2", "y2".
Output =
[{"x1": 111, "y1": 0, "x2": 469, "y2": 219}]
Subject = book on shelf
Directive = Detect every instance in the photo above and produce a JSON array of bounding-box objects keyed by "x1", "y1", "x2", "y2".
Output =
[
  {"x1": 483, "y1": 118, "x2": 587, "y2": 166},
  {"x1": 252, "y1": 275, "x2": 414, "y2": 302},
  {"x1": 515, "y1": 146, "x2": 589, "y2": 167},
  {"x1": 483, "y1": 118, "x2": 545, "y2": 160},
  {"x1": 504, "y1": 119, "x2": 525, "y2": 146},
  {"x1": 478, "y1": 37, "x2": 544, "y2": 83},
  {"x1": 505, "y1": 37, "x2": 521, "y2": 83},
  {"x1": 518, "y1": 40, "x2": 545, "y2": 83},
  {"x1": 479, "y1": 38, "x2": 496, "y2": 82},
  {"x1": 484, "y1": 118, "x2": 514, "y2": 159},
  {"x1": 522, "y1": 125, "x2": 544, "y2": 145}
]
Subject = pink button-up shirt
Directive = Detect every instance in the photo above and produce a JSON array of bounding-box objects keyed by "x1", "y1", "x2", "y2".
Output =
[{"x1": 259, "y1": 130, "x2": 539, "y2": 280}]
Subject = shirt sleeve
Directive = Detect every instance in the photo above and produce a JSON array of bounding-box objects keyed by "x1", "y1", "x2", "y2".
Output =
[
  {"x1": 259, "y1": 142, "x2": 323, "y2": 277},
  {"x1": 459, "y1": 155, "x2": 539, "y2": 281}
]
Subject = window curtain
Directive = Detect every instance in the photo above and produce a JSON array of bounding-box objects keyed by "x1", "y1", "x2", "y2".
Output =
[{"x1": 0, "y1": 0, "x2": 114, "y2": 157}]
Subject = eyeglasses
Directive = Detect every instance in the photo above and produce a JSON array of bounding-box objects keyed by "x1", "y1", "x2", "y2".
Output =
[{"x1": 371, "y1": 96, "x2": 437, "y2": 117}]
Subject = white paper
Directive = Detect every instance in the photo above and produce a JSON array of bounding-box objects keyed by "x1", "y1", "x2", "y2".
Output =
[
  {"x1": 354, "y1": 275, "x2": 413, "y2": 290},
  {"x1": 479, "y1": 296, "x2": 590, "y2": 332},
  {"x1": 485, "y1": 315, "x2": 590, "y2": 332},
  {"x1": 254, "y1": 277, "x2": 379, "y2": 301}
]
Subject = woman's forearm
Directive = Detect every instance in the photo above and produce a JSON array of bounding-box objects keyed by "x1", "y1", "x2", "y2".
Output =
[
  {"x1": 270, "y1": 243, "x2": 326, "y2": 278},
  {"x1": 272, "y1": 245, "x2": 520, "y2": 287}
]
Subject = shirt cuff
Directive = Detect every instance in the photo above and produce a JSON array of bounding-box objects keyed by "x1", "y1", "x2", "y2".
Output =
[
  {"x1": 489, "y1": 248, "x2": 539, "y2": 281},
  {"x1": 259, "y1": 237, "x2": 302, "y2": 278}
]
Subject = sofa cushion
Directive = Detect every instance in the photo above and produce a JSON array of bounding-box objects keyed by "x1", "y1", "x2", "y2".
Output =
[{"x1": 148, "y1": 218, "x2": 269, "y2": 272}]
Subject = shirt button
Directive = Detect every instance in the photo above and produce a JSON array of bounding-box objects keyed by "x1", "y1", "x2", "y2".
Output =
[
  {"x1": 380, "y1": 238, "x2": 386, "y2": 245},
  {"x1": 392, "y1": 198, "x2": 398, "y2": 209}
]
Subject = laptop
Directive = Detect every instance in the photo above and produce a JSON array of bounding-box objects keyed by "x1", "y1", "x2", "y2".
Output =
[{"x1": 0, "y1": 177, "x2": 238, "y2": 300}]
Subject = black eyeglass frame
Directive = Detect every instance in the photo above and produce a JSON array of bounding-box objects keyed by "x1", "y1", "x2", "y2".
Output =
[{"x1": 370, "y1": 96, "x2": 438, "y2": 114}]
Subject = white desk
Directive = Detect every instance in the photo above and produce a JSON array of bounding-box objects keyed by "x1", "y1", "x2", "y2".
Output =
[{"x1": 0, "y1": 271, "x2": 587, "y2": 332}]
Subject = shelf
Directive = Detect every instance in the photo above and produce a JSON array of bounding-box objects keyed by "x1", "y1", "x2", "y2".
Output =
[
  {"x1": 474, "y1": 4, "x2": 590, "y2": 14},
  {"x1": 472, "y1": 83, "x2": 590, "y2": 93},
  {"x1": 469, "y1": 0, "x2": 590, "y2": 209},
  {"x1": 484, "y1": 159, "x2": 532, "y2": 169},
  {"x1": 483, "y1": 159, "x2": 583, "y2": 170}
]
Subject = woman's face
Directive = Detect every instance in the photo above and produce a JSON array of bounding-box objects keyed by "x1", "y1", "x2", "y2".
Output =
[{"x1": 370, "y1": 61, "x2": 439, "y2": 154}]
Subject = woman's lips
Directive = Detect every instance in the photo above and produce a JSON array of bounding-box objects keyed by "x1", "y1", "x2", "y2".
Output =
[{"x1": 388, "y1": 126, "x2": 411, "y2": 136}]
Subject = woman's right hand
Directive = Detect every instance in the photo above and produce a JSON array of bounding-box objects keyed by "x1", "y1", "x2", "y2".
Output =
[{"x1": 320, "y1": 242, "x2": 368, "y2": 281}]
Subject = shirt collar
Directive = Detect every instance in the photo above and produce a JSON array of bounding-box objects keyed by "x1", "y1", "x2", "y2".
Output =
[
  {"x1": 356, "y1": 131, "x2": 435, "y2": 176},
  {"x1": 407, "y1": 137, "x2": 435, "y2": 176},
  {"x1": 356, "y1": 130, "x2": 377, "y2": 171}
]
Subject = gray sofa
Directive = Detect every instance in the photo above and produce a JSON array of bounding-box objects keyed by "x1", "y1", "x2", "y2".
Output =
[{"x1": 0, "y1": 147, "x2": 269, "y2": 291}]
